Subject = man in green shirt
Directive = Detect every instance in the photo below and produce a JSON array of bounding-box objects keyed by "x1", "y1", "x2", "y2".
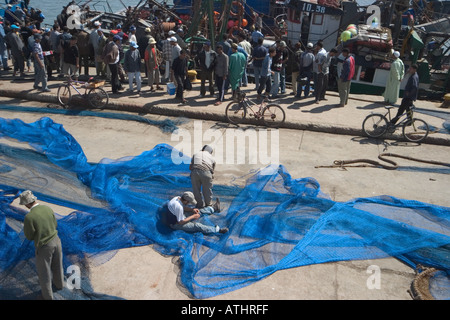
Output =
[{"x1": 20, "y1": 190, "x2": 64, "y2": 300}]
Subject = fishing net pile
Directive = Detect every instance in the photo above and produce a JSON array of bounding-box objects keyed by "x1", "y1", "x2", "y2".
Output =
[{"x1": 0, "y1": 116, "x2": 449, "y2": 299}]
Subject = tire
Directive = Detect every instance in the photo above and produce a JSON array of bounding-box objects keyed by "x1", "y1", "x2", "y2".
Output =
[
  {"x1": 57, "y1": 85, "x2": 72, "y2": 108},
  {"x1": 362, "y1": 114, "x2": 388, "y2": 138},
  {"x1": 88, "y1": 87, "x2": 109, "y2": 109},
  {"x1": 225, "y1": 102, "x2": 246, "y2": 125},
  {"x1": 262, "y1": 104, "x2": 285, "y2": 128},
  {"x1": 402, "y1": 118, "x2": 429, "y2": 143}
]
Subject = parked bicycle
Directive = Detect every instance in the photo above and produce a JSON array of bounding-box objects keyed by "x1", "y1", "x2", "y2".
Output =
[
  {"x1": 362, "y1": 105, "x2": 429, "y2": 143},
  {"x1": 225, "y1": 92, "x2": 286, "y2": 128},
  {"x1": 57, "y1": 76, "x2": 109, "y2": 109}
]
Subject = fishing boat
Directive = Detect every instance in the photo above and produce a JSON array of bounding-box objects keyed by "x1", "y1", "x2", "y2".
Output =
[{"x1": 336, "y1": 1, "x2": 449, "y2": 99}]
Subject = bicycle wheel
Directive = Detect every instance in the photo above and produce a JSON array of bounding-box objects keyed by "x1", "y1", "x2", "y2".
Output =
[
  {"x1": 225, "y1": 102, "x2": 246, "y2": 125},
  {"x1": 88, "y1": 87, "x2": 109, "y2": 109},
  {"x1": 402, "y1": 118, "x2": 429, "y2": 143},
  {"x1": 362, "y1": 114, "x2": 388, "y2": 138},
  {"x1": 57, "y1": 84, "x2": 72, "y2": 107},
  {"x1": 262, "y1": 104, "x2": 285, "y2": 128}
]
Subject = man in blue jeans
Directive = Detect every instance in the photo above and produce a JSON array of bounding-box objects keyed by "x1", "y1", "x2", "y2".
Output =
[
  {"x1": 251, "y1": 38, "x2": 267, "y2": 91},
  {"x1": 161, "y1": 191, "x2": 228, "y2": 235}
]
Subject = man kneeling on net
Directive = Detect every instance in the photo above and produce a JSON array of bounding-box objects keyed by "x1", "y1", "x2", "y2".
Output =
[{"x1": 161, "y1": 191, "x2": 228, "y2": 235}]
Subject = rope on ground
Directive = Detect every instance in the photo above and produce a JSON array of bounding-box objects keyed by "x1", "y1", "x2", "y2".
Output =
[
  {"x1": 315, "y1": 153, "x2": 450, "y2": 170},
  {"x1": 408, "y1": 265, "x2": 438, "y2": 300}
]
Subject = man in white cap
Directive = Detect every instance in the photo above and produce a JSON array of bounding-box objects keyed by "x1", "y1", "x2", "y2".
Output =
[
  {"x1": 20, "y1": 190, "x2": 64, "y2": 300},
  {"x1": 6, "y1": 24, "x2": 25, "y2": 77},
  {"x1": 162, "y1": 191, "x2": 227, "y2": 234},
  {"x1": 123, "y1": 41, "x2": 142, "y2": 94},
  {"x1": 382, "y1": 50, "x2": 404, "y2": 105},
  {"x1": 89, "y1": 21, "x2": 102, "y2": 75},
  {"x1": 170, "y1": 36, "x2": 181, "y2": 66}
]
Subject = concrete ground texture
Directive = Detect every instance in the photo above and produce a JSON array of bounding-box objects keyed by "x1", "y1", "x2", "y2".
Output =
[{"x1": 0, "y1": 68, "x2": 449, "y2": 301}]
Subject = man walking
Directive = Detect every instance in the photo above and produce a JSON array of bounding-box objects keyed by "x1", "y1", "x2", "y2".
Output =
[
  {"x1": 20, "y1": 190, "x2": 64, "y2": 300},
  {"x1": 257, "y1": 46, "x2": 276, "y2": 99},
  {"x1": 171, "y1": 49, "x2": 188, "y2": 104},
  {"x1": 390, "y1": 64, "x2": 419, "y2": 124}
]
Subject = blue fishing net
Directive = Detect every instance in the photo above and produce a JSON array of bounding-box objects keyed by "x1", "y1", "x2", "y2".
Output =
[{"x1": 1, "y1": 116, "x2": 449, "y2": 299}]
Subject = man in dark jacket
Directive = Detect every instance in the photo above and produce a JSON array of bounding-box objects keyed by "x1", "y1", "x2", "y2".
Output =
[
  {"x1": 6, "y1": 24, "x2": 25, "y2": 77},
  {"x1": 172, "y1": 49, "x2": 188, "y2": 104},
  {"x1": 391, "y1": 64, "x2": 419, "y2": 124},
  {"x1": 195, "y1": 41, "x2": 217, "y2": 97}
]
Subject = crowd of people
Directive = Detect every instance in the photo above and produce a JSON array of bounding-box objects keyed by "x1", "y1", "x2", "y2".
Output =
[{"x1": 0, "y1": 0, "x2": 415, "y2": 111}]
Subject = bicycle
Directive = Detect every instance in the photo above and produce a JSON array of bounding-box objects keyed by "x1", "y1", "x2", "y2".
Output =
[
  {"x1": 362, "y1": 105, "x2": 429, "y2": 143},
  {"x1": 225, "y1": 92, "x2": 286, "y2": 128},
  {"x1": 57, "y1": 76, "x2": 109, "y2": 109}
]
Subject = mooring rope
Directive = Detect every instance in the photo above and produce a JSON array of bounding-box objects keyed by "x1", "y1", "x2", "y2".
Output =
[{"x1": 315, "y1": 153, "x2": 450, "y2": 170}]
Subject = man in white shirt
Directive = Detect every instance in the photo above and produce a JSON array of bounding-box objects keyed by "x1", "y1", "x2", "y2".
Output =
[{"x1": 162, "y1": 191, "x2": 228, "y2": 234}]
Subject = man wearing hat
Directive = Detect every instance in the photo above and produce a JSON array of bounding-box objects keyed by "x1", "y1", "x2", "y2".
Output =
[
  {"x1": 382, "y1": 50, "x2": 404, "y2": 105},
  {"x1": 144, "y1": 36, "x2": 163, "y2": 91},
  {"x1": 138, "y1": 27, "x2": 152, "y2": 59},
  {"x1": 89, "y1": 21, "x2": 102, "y2": 75},
  {"x1": 170, "y1": 36, "x2": 181, "y2": 66},
  {"x1": 6, "y1": 24, "x2": 25, "y2": 77},
  {"x1": 195, "y1": 41, "x2": 217, "y2": 97},
  {"x1": 124, "y1": 41, "x2": 142, "y2": 94},
  {"x1": 161, "y1": 191, "x2": 227, "y2": 235},
  {"x1": 128, "y1": 25, "x2": 137, "y2": 43},
  {"x1": 175, "y1": 28, "x2": 187, "y2": 49},
  {"x1": 32, "y1": 33, "x2": 50, "y2": 92},
  {"x1": 20, "y1": 190, "x2": 64, "y2": 300}
]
